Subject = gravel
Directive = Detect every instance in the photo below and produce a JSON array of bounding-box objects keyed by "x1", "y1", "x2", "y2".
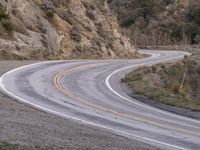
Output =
[{"x1": 0, "y1": 61, "x2": 159, "y2": 150}]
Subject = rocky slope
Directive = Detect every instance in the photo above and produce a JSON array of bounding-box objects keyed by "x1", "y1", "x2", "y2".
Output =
[{"x1": 0, "y1": 0, "x2": 138, "y2": 60}]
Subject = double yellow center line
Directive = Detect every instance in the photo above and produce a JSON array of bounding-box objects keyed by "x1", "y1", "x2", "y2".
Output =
[{"x1": 53, "y1": 63, "x2": 200, "y2": 137}]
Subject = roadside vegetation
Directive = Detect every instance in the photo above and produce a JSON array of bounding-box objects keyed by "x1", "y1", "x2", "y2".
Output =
[
  {"x1": 109, "y1": 0, "x2": 200, "y2": 47},
  {"x1": 0, "y1": 6, "x2": 13, "y2": 33},
  {"x1": 123, "y1": 48, "x2": 200, "y2": 111},
  {"x1": 0, "y1": 141, "x2": 26, "y2": 150}
]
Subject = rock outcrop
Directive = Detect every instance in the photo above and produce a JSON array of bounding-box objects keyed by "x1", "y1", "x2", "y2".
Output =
[{"x1": 0, "y1": 0, "x2": 138, "y2": 60}]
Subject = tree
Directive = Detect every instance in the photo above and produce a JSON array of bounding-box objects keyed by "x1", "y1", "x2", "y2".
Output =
[
  {"x1": 135, "y1": 0, "x2": 161, "y2": 20},
  {"x1": 188, "y1": 4, "x2": 200, "y2": 25}
]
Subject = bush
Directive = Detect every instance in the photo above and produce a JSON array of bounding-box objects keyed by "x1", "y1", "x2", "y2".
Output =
[
  {"x1": 167, "y1": 23, "x2": 182, "y2": 42},
  {"x1": 166, "y1": 64, "x2": 182, "y2": 76},
  {"x1": 0, "y1": 141, "x2": 25, "y2": 150},
  {"x1": 185, "y1": 23, "x2": 200, "y2": 42},
  {"x1": 46, "y1": 10, "x2": 54, "y2": 19},
  {"x1": 70, "y1": 27, "x2": 82, "y2": 42},
  {"x1": 0, "y1": 6, "x2": 10, "y2": 20},
  {"x1": 2, "y1": 18, "x2": 13, "y2": 33},
  {"x1": 163, "y1": 0, "x2": 174, "y2": 5},
  {"x1": 152, "y1": 66, "x2": 157, "y2": 73},
  {"x1": 121, "y1": 16, "x2": 135, "y2": 27},
  {"x1": 188, "y1": 5, "x2": 200, "y2": 25},
  {"x1": 135, "y1": 0, "x2": 162, "y2": 20},
  {"x1": 0, "y1": 7, "x2": 13, "y2": 33},
  {"x1": 0, "y1": 8, "x2": 7, "y2": 19},
  {"x1": 171, "y1": 82, "x2": 181, "y2": 94}
]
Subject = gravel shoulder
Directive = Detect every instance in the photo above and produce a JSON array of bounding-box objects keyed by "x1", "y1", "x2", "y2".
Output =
[{"x1": 0, "y1": 61, "x2": 158, "y2": 150}]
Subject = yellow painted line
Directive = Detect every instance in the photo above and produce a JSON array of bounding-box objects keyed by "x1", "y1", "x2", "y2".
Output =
[{"x1": 53, "y1": 63, "x2": 200, "y2": 137}]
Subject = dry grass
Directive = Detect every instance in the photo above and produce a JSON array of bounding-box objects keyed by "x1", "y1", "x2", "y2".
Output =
[{"x1": 124, "y1": 49, "x2": 200, "y2": 111}]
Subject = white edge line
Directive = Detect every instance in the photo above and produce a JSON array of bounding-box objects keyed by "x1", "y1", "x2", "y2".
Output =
[
  {"x1": 105, "y1": 51, "x2": 200, "y2": 124},
  {"x1": 0, "y1": 58, "x2": 188, "y2": 150}
]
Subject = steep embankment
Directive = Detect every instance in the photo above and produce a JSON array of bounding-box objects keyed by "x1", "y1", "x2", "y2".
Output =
[{"x1": 0, "y1": 0, "x2": 138, "y2": 60}]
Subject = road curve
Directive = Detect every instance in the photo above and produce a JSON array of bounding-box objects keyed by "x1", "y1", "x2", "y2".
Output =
[{"x1": 0, "y1": 50, "x2": 200, "y2": 150}]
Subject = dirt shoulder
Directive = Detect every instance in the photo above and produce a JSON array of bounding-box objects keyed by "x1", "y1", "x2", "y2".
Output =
[
  {"x1": 124, "y1": 51, "x2": 200, "y2": 119},
  {"x1": 0, "y1": 61, "x2": 158, "y2": 150}
]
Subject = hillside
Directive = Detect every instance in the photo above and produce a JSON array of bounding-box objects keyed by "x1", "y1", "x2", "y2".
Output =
[
  {"x1": 109, "y1": 0, "x2": 200, "y2": 47},
  {"x1": 0, "y1": 0, "x2": 138, "y2": 60},
  {"x1": 124, "y1": 52, "x2": 200, "y2": 111}
]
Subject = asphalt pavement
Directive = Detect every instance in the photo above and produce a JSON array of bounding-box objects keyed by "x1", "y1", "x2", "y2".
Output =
[{"x1": 1, "y1": 50, "x2": 200, "y2": 150}]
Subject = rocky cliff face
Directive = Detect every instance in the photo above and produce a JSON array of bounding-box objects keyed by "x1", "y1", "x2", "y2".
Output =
[{"x1": 0, "y1": 0, "x2": 138, "y2": 60}]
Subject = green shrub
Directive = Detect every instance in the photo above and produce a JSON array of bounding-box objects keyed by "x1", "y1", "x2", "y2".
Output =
[
  {"x1": 152, "y1": 66, "x2": 157, "y2": 73},
  {"x1": 0, "y1": 7, "x2": 13, "y2": 33},
  {"x1": 2, "y1": 18, "x2": 13, "y2": 33},
  {"x1": 135, "y1": 0, "x2": 162, "y2": 20},
  {"x1": 167, "y1": 65, "x2": 182, "y2": 76},
  {"x1": 168, "y1": 23, "x2": 182, "y2": 42},
  {"x1": 185, "y1": 23, "x2": 200, "y2": 42},
  {"x1": 0, "y1": 9, "x2": 7, "y2": 19},
  {"x1": 46, "y1": 10, "x2": 54, "y2": 19},
  {"x1": 163, "y1": 0, "x2": 174, "y2": 5},
  {"x1": 0, "y1": 141, "x2": 25, "y2": 150},
  {"x1": 188, "y1": 5, "x2": 200, "y2": 25}
]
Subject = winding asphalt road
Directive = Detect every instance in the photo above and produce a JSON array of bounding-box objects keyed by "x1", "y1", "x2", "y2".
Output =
[{"x1": 0, "y1": 50, "x2": 200, "y2": 150}]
